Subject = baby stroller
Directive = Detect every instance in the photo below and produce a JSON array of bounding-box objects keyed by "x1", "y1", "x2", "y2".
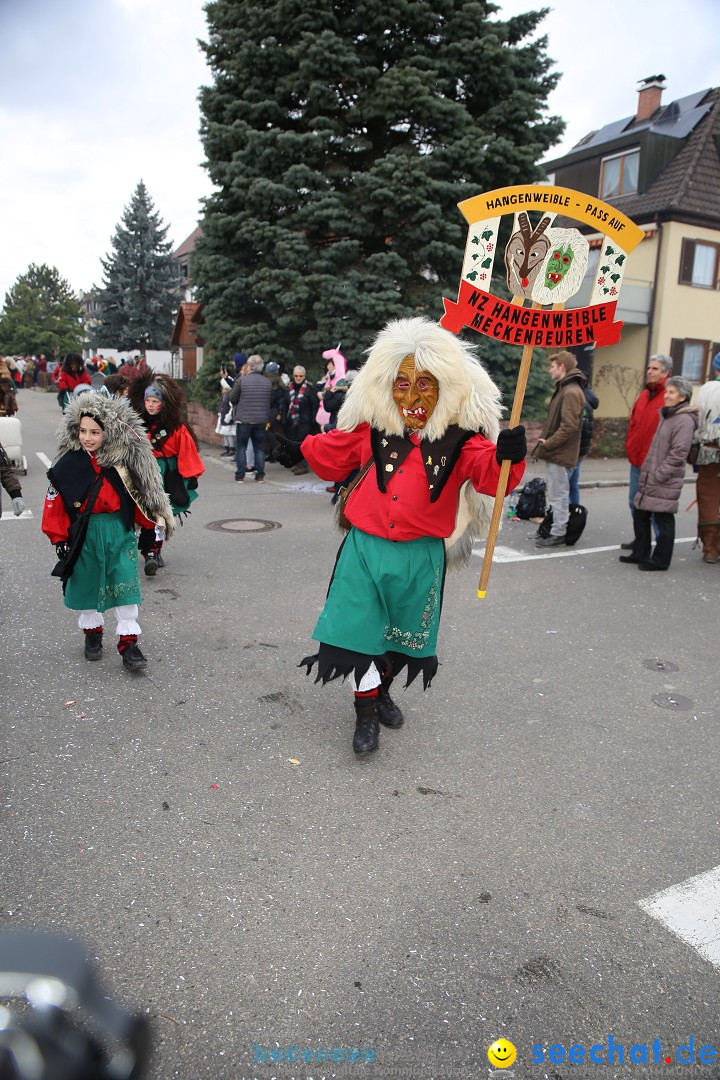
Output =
[{"x1": 0, "y1": 416, "x2": 27, "y2": 475}]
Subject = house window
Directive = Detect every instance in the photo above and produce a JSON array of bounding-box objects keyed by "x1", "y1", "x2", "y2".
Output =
[
  {"x1": 679, "y1": 238, "x2": 720, "y2": 288},
  {"x1": 670, "y1": 338, "x2": 720, "y2": 382},
  {"x1": 599, "y1": 149, "x2": 639, "y2": 199}
]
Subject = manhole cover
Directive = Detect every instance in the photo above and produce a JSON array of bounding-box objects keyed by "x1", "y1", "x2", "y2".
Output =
[
  {"x1": 652, "y1": 693, "x2": 693, "y2": 711},
  {"x1": 206, "y1": 518, "x2": 281, "y2": 533},
  {"x1": 644, "y1": 659, "x2": 679, "y2": 672}
]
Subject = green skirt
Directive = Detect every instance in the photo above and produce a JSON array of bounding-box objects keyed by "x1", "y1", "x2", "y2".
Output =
[
  {"x1": 313, "y1": 529, "x2": 444, "y2": 658},
  {"x1": 64, "y1": 512, "x2": 142, "y2": 612}
]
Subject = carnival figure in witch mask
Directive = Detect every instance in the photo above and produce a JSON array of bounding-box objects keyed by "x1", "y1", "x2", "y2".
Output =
[{"x1": 269, "y1": 317, "x2": 527, "y2": 758}]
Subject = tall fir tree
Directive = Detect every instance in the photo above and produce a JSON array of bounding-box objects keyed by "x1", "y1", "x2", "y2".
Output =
[
  {"x1": 0, "y1": 264, "x2": 83, "y2": 359},
  {"x1": 194, "y1": 0, "x2": 564, "y2": 397},
  {"x1": 98, "y1": 181, "x2": 180, "y2": 351}
]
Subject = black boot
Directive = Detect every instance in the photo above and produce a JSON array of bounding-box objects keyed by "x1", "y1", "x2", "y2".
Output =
[
  {"x1": 144, "y1": 553, "x2": 159, "y2": 576},
  {"x1": 353, "y1": 697, "x2": 379, "y2": 755},
  {"x1": 121, "y1": 642, "x2": 147, "y2": 671},
  {"x1": 376, "y1": 680, "x2": 404, "y2": 728},
  {"x1": 84, "y1": 630, "x2": 103, "y2": 661}
]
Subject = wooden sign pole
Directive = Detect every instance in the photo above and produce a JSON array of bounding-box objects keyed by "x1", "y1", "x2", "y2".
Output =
[{"x1": 477, "y1": 335, "x2": 534, "y2": 598}]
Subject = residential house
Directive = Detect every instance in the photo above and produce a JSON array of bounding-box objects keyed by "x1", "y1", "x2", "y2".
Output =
[
  {"x1": 542, "y1": 77, "x2": 720, "y2": 416},
  {"x1": 173, "y1": 226, "x2": 202, "y2": 303}
]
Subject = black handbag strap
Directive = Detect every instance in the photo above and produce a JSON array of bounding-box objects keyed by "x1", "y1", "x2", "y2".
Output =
[{"x1": 68, "y1": 469, "x2": 105, "y2": 525}]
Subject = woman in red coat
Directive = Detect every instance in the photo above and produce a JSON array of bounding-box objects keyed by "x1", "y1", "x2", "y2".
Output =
[{"x1": 57, "y1": 353, "x2": 91, "y2": 411}]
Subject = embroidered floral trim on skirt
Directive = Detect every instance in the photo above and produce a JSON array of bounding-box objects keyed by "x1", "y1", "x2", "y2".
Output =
[
  {"x1": 304, "y1": 529, "x2": 445, "y2": 688},
  {"x1": 64, "y1": 512, "x2": 142, "y2": 612}
]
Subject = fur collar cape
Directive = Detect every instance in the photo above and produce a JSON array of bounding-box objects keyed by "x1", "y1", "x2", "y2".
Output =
[
  {"x1": 337, "y1": 317, "x2": 506, "y2": 568},
  {"x1": 54, "y1": 393, "x2": 174, "y2": 535}
]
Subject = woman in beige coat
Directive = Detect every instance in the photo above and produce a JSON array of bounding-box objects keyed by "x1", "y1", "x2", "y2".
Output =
[{"x1": 620, "y1": 376, "x2": 698, "y2": 571}]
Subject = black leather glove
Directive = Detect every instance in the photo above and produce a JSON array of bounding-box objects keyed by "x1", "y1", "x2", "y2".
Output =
[
  {"x1": 496, "y1": 425, "x2": 526, "y2": 464},
  {"x1": 55, "y1": 542, "x2": 70, "y2": 560},
  {"x1": 187, "y1": 477, "x2": 198, "y2": 490},
  {"x1": 267, "y1": 432, "x2": 303, "y2": 468}
]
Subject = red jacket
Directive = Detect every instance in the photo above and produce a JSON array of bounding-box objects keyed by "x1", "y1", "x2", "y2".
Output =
[
  {"x1": 626, "y1": 378, "x2": 668, "y2": 467},
  {"x1": 57, "y1": 369, "x2": 91, "y2": 393},
  {"x1": 301, "y1": 423, "x2": 524, "y2": 542},
  {"x1": 147, "y1": 425, "x2": 205, "y2": 479}
]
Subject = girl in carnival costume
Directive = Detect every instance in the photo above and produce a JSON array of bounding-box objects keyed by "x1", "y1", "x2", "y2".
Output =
[
  {"x1": 42, "y1": 392, "x2": 174, "y2": 670},
  {"x1": 128, "y1": 371, "x2": 205, "y2": 575},
  {"x1": 271, "y1": 317, "x2": 526, "y2": 756}
]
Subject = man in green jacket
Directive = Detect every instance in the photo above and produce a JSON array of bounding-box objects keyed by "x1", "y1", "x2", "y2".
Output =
[{"x1": 533, "y1": 350, "x2": 587, "y2": 547}]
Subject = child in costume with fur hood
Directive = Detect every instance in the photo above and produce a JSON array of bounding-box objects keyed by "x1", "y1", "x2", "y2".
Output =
[
  {"x1": 271, "y1": 317, "x2": 526, "y2": 756},
  {"x1": 42, "y1": 392, "x2": 174, "y2": 670},
  {"x1": 127, "y1": 371, "x2": 205, "y2": 576}
]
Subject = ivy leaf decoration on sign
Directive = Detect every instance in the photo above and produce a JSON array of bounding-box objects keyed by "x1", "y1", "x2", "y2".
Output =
[
  {"x1": 482, "y1": 228, "x2": 493, "y2": 241},
  {"x1": 481, "y1": 257, "x2": 492, "y2": 269},
  {"x1": 466, "y1": 270, "x2": 478, "y2": 281}
]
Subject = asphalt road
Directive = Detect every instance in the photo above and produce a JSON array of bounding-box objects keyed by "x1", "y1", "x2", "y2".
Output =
[{"x1": 2, "y1": 389, "x2": 718, "y2": 1080}]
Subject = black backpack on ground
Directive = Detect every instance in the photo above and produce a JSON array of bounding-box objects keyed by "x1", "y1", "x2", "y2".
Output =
[
  {"x1": 515, "y1": 477, "x2": 547, "y2": 520},
  {"x1": 537, "y1": 504, "x2": 588, "y2": 546}
]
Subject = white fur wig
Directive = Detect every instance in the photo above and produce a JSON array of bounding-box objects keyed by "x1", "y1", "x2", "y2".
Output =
[
  {"x1": 337, "y1": 317, "x2": 507, "y2": 567},
  {"x1": 337, "y1": 317, "x2": 503, "y2": 442}
]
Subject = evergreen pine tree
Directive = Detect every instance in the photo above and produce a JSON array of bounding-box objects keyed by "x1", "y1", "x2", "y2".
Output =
[
  {"x1": 0, "y1": 264, "x2": 83, "y2": 359},
  {"x1": 194, "y1": 0, "x2": 564, "y2": 383},
  {"x1": 98, "y1": 181, "x2": 180, "y2": 351}
]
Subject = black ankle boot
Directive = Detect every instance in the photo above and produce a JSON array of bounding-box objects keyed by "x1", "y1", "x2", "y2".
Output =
[
  {"x1": 376, "y1": 682, "x2": 404, "y2": 728},
  {"x1": 121, "y1": 642, "x2": 147, "y2": 671},
  {"x1": 353, "y1": 698, "x2": 379, "y2": 755},
  {"x1": 84, "y1": 631, "x2": 103, "y2": 661}
]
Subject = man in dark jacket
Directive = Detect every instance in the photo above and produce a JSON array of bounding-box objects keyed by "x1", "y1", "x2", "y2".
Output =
[
  {"x1": 281, "y1": 366, "x2": 319, "y2": 475},
  {"x1": 568, "y1": 383, "x2": 599, "y2": 505},
  {"x1": 533, "y1": 350, "x2": 587, "y2": 547},
  {"x1": 228, "y1": 354, "x2": 272, "y2": 483}
]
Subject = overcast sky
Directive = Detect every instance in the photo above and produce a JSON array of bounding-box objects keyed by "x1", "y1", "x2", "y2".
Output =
[{"x1": 1, "y1": 0, "x2": 718, "y2": 305}]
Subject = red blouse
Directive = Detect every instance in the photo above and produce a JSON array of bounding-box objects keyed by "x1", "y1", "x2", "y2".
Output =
[{"x1": 301, "y1": 423, "x2": 525, "y2": 542}]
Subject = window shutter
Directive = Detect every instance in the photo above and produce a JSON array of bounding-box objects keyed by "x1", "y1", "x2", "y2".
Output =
[
  {"x1": 669, "y1": 338, "x2": 684, "y2": 376},
  {"x1": 678, "y1": 239, "x2": 695, "y2": 284}
]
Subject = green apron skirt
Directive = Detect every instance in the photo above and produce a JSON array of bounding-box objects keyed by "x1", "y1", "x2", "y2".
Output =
[
  {"x1": 64, "y1": 512, "x2": 142, "y2": 612},
  {"x1": 306, "y1": 529, "x2": 445, "y2": 688}
]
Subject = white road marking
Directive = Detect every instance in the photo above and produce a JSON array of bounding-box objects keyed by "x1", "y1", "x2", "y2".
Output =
[
  {"x1": 1, "y1": 511, "x2": 34, "y2": 520},
  {"x1": 473, "y1": 537, "x2": 697, "y2": 562},
  {"x1": 639, "y1": 865, "x2": 720, "y2": 969},
  {"x1": 37, "y1": 452, "x2": 52, "y2": 467}
]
